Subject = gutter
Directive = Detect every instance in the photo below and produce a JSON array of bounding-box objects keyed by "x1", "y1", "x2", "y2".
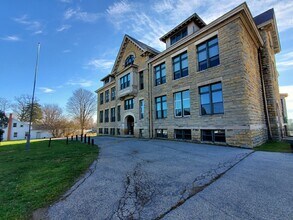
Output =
[{"x1": 258, "y1": 47, "x2": 272, "y2": 140}]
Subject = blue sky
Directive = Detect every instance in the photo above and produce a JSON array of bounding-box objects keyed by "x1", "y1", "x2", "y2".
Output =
[{"x1": 1, "y1": 0, "x2": 293, "y2": 118}]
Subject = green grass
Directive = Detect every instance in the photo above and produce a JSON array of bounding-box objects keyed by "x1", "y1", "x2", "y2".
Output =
[
  {"x1": 0, "y1": 139, "x2": 99, "y2": 219},
  {"x1": 254, "y1": 141, "x2": 292, "y2": 153}
]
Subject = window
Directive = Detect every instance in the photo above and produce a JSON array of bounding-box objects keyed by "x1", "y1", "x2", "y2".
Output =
[
  {"x1": 173, "y1": 52, "x2": 188, "y2": 80},
  {"x1": 174, "y1": 129, "x2": 191, "y2": 140},
  {"x1": 171, "y1": 28, "x2": 188, "y2": 45},
  {"x1": 99, "y1": 111, "x2": 103, "y2": 123},
  {"x1": 105, "y1": 109, "x2": 109, "y2": 122},
  {"x1": 199, "y1": 82, "x2": 223, "y2": 115},
  {"x1": 104, "y1": 128, "x2": 109, "y2": 134},
  {"x1": 139, "y1": 100, "x2": 144, "y2": 119},
  {"x1": 125, "y1": 98, "x2": 134, "y2": 110},
  {"x1": 100, "y1": 93, "x2": 104, "y2": 105},
  {"x1": 155, "y1": 95, "x2": 167, "y2": 119},
  {"x1": 156, "y1": 129, "x2": 168, "y2": 138},
  {"x1": 125, "y1": 54, "x2": 135, "y2": 67},
  {"x1": 110, "y1": 128, "x2": 115, "y2": 135},
  {"x1": 174, "y1": 90, "x2": 190, "y2": 117},
  {"x1": 154, "y1": 63, "x2": 166, "y2": 86},
  {"x1": 139, "y1": 71, "x2": 144, "y2": 90},
  {"x1": 111, "y1": 107, "x2": 115, "y2": 122},
  {"x1": 105, "y1": 90, "x2": 109, "y2": 103},
  {"x1": 99, "y1": 128, "x2": 103, "y2": 134},
  {"x1": 201, "y1": 130, "x2": 225, "y2": 142},
  {"x1": 117, "y1": 128, "x2": 120, "y2": 135},
  {"x1": 197, "y1": 36, "x2": 219, "y2": 71},
  {"x1": 120, "y1": 73, "x2": 130, "y2": 90},
  {"x1": 20, "y1": 125, "x2": 23, "y2": 127},
  {"x1": 111, "y1": 87, "x2": 116, "y2": 100},
  {"x1": 13, "y1": 132, "x2": 18, "y2": 137},
  {"x1": 104, "y1": 77, "x2": 109, "y2": 84},
  {"x1": 117, "y1": 105, "x2": 121, "y2": 121},
  {"x1": 13, "y1": 123, "x2": 17, "y2": 127}
]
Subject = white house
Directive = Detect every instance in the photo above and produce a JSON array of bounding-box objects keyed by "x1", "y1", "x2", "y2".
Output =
[{"x1": 2, "y1": 114, "x2": 52, "y2": 141}]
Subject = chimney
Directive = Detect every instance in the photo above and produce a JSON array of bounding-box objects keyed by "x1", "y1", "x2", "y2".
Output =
[{"x1": 7, "y1": 113, "x2": 13, "y2": 141}]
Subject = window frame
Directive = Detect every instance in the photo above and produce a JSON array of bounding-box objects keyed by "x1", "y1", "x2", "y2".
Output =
[
  {"x1": 125, "y1": 55, "x2": 135, "y2": 67},
  {"x1": 117, "y1": 105, "x2": 121, "y2": 121},
  {"x1": 110, "y1": 107, "x2": 115, "y2": 122},
  {"x1": 99, "y1": 110, "x2": 103, "y2": 123},
  {"x1": 105, "y1": 90, "x2": 110, "y2": 103},
  {"x1": 111, "y1": 87, "x2": 116, "y2": 101},
  {"x1": 199, "y1": 82, "x2": 224, "y2": 115},
  {"x1": 105, "y1": 109, "x2": 109, "y2": 123},
  {"x1": 100, "y1": 93, "x2": 104, "y2": 105},
  {"x1": 139, "y1": 99, "x2": 144, "y2": 119},
  {"x1": 201, "y1": 129, "x2": 226, "y2": 143},
  {"x1": 155, "y1": 129, "x2": 168, "y2": 138},
  {"x1": 174, "y1": 90, "x2": 190, "y2": 117},
  {"x1": 124, "y1": 98, "x2": 134, "y2": 110},
  {"x1": 174, "y1": 129, "x2": 191, "y2": 140},
  {"x1": 155, "y1": 95, "x2": 167, "y2": 119},
  {"x1": 120, "y1": 73, "x2": 131, "y2": 90},
  {"x1": 139, "y1": 71, "x2": 144, "y2": 90},
  {"x1": 172, "y1": 51, "x2": 188, "y2": 80},
  {"x1": 197, "y1": 36, "x2": 220, "y2": 71},
  {"x1": 154, "y1": 63, "x2": 166, "y2": 86},
  {"x1": 170, "y1": 27, "x2": 188, "y2": 45}
]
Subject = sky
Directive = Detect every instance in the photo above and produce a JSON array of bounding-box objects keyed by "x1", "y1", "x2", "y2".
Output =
[{"x1": 0, "y1": 0, "x2": 293, "y2": 119}]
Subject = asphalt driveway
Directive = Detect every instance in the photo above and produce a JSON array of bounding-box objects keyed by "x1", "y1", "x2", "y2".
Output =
[{"x1": 47, "y1": 137, "x2": 293, "y2": 219}]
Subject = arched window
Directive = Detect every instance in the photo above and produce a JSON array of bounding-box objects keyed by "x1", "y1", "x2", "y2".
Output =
[{"x1": 125, "y1": 55, "x2": 135, "y2": 67}]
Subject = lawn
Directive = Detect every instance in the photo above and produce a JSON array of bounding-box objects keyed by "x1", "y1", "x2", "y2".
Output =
[
  {"x1": 254, "y1": 141, "x2": 292, "y2": 153},
  {"x1": 0, "y1": 139, "x2": 99, "y2": 219}
]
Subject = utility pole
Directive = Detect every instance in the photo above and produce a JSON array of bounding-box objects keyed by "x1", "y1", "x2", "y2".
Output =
[{"x1": 25, "y1": 43, "x2": 41, "y2": 151}]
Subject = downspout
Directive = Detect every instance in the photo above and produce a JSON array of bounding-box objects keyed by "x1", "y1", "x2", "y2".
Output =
[
  {"x1": 148, "y1": 61, "x2": 153, "y2": 139},
  {"x1": 258, "y1": 47, "x2": 272, "y2": 140}
]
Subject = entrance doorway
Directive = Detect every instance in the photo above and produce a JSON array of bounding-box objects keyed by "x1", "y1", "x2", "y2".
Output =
[{"x1": 126, "y1": 115, "x2": 134, "y2": 135}]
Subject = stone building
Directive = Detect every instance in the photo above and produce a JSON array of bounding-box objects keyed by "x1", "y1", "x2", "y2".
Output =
[{"x1": 96, "y1": 3, "x2": 287, "y2": 148}]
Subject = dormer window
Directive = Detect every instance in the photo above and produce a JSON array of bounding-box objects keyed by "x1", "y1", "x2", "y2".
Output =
[
  {"x1": 171, "y1": 28, "x2": 188, "y2": 45},
  {"x1": 125, "y1": 55, "x2": 135, "y2": 67}
]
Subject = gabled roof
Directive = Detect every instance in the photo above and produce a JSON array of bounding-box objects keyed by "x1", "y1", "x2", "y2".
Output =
[
  {"x1": 253, "y1": 8, "x2": 281, "y2": 53},
  {"x1": 254, "y1": 8, "x2": 274, "y2": 26},
  {"x1": 160, "y1": 13, "x2": 206, "y2": 42},
  {"x1": 110, "y1": 34, "x2": 160, "y2": 74},
  {"x1": 126, "y1": 35, "x2": 161, "y2": 54}
]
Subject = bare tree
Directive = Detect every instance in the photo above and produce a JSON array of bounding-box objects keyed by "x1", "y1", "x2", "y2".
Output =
[
  {"x1": 38, "y1": 104, "x2": 64, "y2": 137},
  {"x1": 12, "y1": 94, "x2": 41, "y2": 122},
  {"x1": 66, "y1": 88, "x2": 96, "y2": 135},
  {"x1": 0, "y1": 97, "x2": 11, "y2": 113}
]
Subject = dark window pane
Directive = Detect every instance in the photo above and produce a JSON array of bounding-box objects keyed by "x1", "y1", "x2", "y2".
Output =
[
  {"x1": 214, "y1": 130, "x2": 226, "y2": 142},
  {"x1": 201, "y1": 104, "x2": 211, "y2": 115},
  {"x1": 213, "y1": 102, "x2": 224, "y2": 114},
  {"x1": 199, "y1": 61, "x2": 207, "y2": 71},
  {"x1": 209, "y1": 55, "x2": 220, "y2": 67},
  {"x1": 209, "y1": 45, "x2": 219, "y2": 57}
]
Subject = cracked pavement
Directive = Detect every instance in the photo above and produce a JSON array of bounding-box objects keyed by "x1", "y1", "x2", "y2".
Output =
[{"x1": 47, "y1": 137, "x2": 293, "y2": 220}]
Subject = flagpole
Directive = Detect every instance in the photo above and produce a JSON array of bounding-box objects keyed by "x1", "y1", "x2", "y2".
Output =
[{"x1": 26, "y1": 43, "x2": 41, "y2": 151}]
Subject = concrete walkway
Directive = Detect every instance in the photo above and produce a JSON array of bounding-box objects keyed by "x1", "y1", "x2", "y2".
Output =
[{"x1": 46, "y1": 137, "x2": 293, "y2": 219}]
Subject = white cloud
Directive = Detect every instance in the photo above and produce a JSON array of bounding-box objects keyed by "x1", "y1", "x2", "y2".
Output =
[
  {"x1": 13, "y1": 14, "x2": 44, "y2": 34},
  {"x1": 67, "y1": 79, "x2": 94, "y2": 87},
  {"x1": 60, "y1": 0, "x2": 71, "y2": 3},
  {"x1": 56, "y1": 24, "x2": 71, "y2": 32},
  {"x1": 87, "y1": 59, "x2": 114, "y2": 70},
  {"x1": 62, "y1": 49, "x2": 71, "y2": 53},
  {"x1": 106, "y1": 0, "x2": 293, "y2": 52},
  {"x1": 64, "y1": 8, "x2": 101, "y2": 23},
  {"x1": 280, "y1": 85, "x2": 293, "y2": 120},
  {"x1": 39, "y1": 87, "x2": 55, "y2": 93},
  {"x1": 276, "y1": 51, "x2": 293, "y2": 71},
  {"x1": 1, "y1": 35, "x2": 21, "y2": 41}
]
